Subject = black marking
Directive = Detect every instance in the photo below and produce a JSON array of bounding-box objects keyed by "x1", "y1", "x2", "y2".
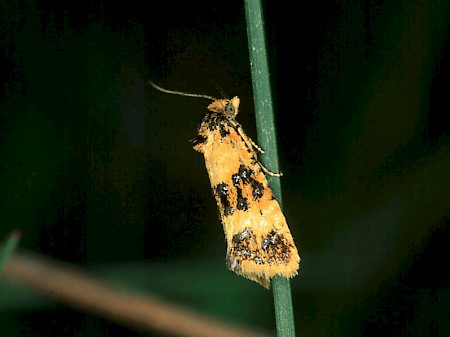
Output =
[
  {"x1": 216, "y1": 183, "x2": 229, "y2": 195},
  {"x1": 190, "y1": 135, "x2": 207, "y2": 147},
  {"x1": 219, "y1": 124, "x2": 230, "y2": 138},
  {"x1": 228, "y1": 227, "x2": 256, "y2": 269},
  {"x1": 224, "y1": 206, "x2": 234, "y2": 216},
  {"x1": 231, "y1": 173, "x2": 241, "y2": 186},
  {"x1": 232, "y1": 234, "x2": 241, "y2": 244},
  {"x1": 236, "y1": 187, "x2": 249, "y2": 211},
  {"x1": 238, "y1": 164, "x2": 251, "y2": 179},
  {"x1": 232, "y1": 164, "x2": 250, "y2": 187},
  {"x1": 202, "y1": 112, "x2": 227, "y2": 132},
  {"x1": 250, "y1": 156, "x2": 259, "y2": 165},
  {"x1": 261, "y1": 230, "x2": 292, "y2": 264},
  {"x1": 251, "y1": 180, "x2": 264, "y2": 200},
  {"x1": 233, "y1": 164, "x2": 265, "y2": 200},
  {"x1": 262, "y1": 231, "x2": 279, "y2": 250},
  {"x1": 237, "y1": 197, "x2": 248, "y2": 211},
  {"x1": 232, "y1": 228, "x2": 253, "y2": 243},
  {"x1": 215, "y1": 183, "x2": 234, "y2": 217}
]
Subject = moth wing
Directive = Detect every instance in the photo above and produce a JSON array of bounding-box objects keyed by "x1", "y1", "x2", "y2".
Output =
[{"x1": 194, "y1": 117, "x2": 299, "y2": 287}]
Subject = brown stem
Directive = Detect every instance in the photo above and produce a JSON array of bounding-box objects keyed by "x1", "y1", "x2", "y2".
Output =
[{"x1": 4, "y1": 251, "x2": 271, "y2": 337}]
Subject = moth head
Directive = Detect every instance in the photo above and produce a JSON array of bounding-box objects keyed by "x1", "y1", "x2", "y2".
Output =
[
  {"x1": 224, "y1": 96, "x2": 240, "y2": 118},
  {"x1": 208, "y1": 96, "x2": 240, "y2": 118}
]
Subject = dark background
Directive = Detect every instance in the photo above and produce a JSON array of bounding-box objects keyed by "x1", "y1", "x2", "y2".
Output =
[{"x1": 1, "y1": 0, "x2": 449, "y2": 336}]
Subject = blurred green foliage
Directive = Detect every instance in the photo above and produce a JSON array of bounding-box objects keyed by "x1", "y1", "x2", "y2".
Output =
[{"x1": 1, "y1": 0, "x2": 449, "y2": 336}]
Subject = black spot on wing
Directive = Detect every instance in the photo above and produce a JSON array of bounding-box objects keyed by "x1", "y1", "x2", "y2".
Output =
[
  {"x1": 219, "y1": 124, "x2": 230, "y2": 138},
  {"x1": 190, "y1": 135, "x2": 207, "y2": 147},
  {"x1": 236, "y1": 187, "x2": 249, "y2": 211},
  {"x1": 224, "y1": 206, "x2": 234, "y2": 216},
  {"x1": 201, "y1": 112, "x2": 226, "y2": 132},
  {"x1": 231, "y1": 172, "x2": 241, "y2": 186},
  {"x1": 232, "y1": 227, "x2": 253, "y2": 243},
  {"x1": 251, "y1": 180, "x2": 264, "y2": 200},
  {"x1": 228, "y1": 228, "x2": 270, "y2": 270},
  {"x1": 229, "y1": 228, "x2": 255, "y2": 266},
  {"x1": 233, "y1": 164, "x2": 265, "y2": 200},
  {"x1": 214, "y1": 183, "x2": 234, "y2": 217},
  {"x1": 261, "y1": 230, "x2": 293, "y2": 264}
]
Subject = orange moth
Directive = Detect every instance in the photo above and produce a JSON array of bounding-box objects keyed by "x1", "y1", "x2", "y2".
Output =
[{"x1": 150, "y1": 81, "x2": 300, "y2": 288}]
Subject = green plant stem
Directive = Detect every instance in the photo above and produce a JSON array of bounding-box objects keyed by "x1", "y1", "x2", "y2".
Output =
[
  {"x1": 0, "y1": 229, "x2": 21, "y2": 276},
  {"x1": 244, "y1": 1, "x2": 297, "y2": 337},
  {"x1": 243, "y1": 1, "x2": 282, "y2": 198}
]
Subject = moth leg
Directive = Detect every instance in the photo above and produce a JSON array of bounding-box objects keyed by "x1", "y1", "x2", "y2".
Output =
[
  {"x1": 232, "y1": 121, "x2": 265, "y2": 154},
  {"x1": 241, "y1": 130, "x2": 283, "y2": 177},
  {"x1": 230, "y1": 119, "x2": 282, "y2": 177},
  {"x1": 248, "y1": 137, "x2": 265, "y2": 154},
  {"x1": 259, "y1": 162, "x2": 283, "y2": 177}
]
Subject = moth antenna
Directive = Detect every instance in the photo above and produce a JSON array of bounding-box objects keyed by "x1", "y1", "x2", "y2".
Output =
[
  {"x1": 215, "y1": 84, "x2": 229, "y2": 99},
  {"x1": 149, "y1": 81, "x2": 216, "y2": 101}
]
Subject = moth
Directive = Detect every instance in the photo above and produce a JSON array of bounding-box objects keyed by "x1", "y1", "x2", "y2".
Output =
[{"x1": 150, "y1": 81, "x2": 300, "y2": 288}]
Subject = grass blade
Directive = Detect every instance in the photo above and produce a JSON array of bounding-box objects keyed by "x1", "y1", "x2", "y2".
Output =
[{"x1": 244, "y1": 1, "x2": 297, "y2": 336}]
